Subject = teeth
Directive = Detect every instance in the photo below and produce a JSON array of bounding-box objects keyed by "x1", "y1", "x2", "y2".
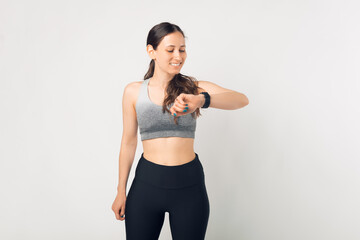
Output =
[{"x1": 170, "y1": 63, "x2": 180, "y2": 66}]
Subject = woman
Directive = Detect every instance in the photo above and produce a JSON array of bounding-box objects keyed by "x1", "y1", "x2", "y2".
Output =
[{"x1": 111, "y1": 22, "x2": 249, "y2": 240}]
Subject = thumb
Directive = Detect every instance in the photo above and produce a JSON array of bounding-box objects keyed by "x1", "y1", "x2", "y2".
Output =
[
  {"x1": 120, "y1": 207, "x2": 125, "y2": 217},
  {"x1": 114, "y1": 208, "x2": 121, "y2": 220}
]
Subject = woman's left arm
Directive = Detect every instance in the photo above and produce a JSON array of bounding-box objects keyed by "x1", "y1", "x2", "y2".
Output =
[
  {"x1": 197, "y1": 80, "x2": 249, "y2": 110},
  {"x1": 171, "y1": 80, "x2": 249, "y2": 116}
]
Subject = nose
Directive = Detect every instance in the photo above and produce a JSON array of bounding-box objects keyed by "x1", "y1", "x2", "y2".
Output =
[{"x1": 173, "y1": 50, "x2": 181, "y2": 60}]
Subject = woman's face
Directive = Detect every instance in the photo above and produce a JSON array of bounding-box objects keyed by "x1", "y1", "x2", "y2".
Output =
[{"x1": 149, "y1": 31, "x2": 187, "y2": 75}]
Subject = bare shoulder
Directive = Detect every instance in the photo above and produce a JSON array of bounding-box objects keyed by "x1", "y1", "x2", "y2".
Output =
[
  {"x1": 125, "y1": 80, "x2": 143, "y2": 89},
  {"x1": 123, "y1": 80, "x2": 143, "y2": 109},
  {"x1": 196, "y1": 80, "x2": 234, "y2": 95}
]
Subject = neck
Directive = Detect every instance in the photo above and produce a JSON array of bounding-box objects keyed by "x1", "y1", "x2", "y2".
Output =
[{"x1": 150, "y1": 66, "x2": 177, "y2": 88}]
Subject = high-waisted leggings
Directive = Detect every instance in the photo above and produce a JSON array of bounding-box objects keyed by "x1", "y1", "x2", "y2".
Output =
[{"x1": 125, "y1": 152, "x2": 210, "y2": 240}]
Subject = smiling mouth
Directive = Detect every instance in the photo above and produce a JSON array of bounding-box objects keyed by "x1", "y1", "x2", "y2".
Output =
[{"x1": 170, "y1": 62, "x2": 181, "y2": 66}]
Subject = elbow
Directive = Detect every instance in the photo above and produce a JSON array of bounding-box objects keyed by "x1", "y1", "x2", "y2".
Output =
[
  {"x1": 244, "y1": 97, "x2": 249, "y2": 106},
  {"x1": 236, "y1": 94, "x2": 249, "y2": 109},
  {"x1": 121, "y1": 134, "x2": 138, "y2": 146}
]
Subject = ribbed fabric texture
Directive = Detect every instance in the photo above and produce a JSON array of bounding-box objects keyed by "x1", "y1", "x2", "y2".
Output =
[{"x1": 135, "y1": 78, "x2": 197, "y2": 141}]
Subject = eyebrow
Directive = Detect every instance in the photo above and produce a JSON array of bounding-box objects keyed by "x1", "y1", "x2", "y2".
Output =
[{"x1": 166, "y1": 45, "x2": 186, "y2": 47}]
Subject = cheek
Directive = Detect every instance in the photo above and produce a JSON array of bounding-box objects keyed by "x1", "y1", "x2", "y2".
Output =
[
  {"x1": 162, "y1": 55, "x2": 172, "y2": 63},
  {"x1": 157, "y1": 57, "x2": 169, "y2": 66}
]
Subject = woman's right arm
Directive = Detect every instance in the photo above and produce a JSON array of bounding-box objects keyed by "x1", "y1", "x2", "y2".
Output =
[{"x1": 112, "y1": 82, "x2": 139, "y2": 220}]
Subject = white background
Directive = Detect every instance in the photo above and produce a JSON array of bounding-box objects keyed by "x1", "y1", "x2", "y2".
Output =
[{"x1": 1, "y1": 0, "x2": 359, "y2": 239}]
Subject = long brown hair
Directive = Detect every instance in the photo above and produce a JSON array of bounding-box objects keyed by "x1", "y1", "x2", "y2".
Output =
[{"x1": 144, "y1": 22, "x2": 202, "y2": 124}]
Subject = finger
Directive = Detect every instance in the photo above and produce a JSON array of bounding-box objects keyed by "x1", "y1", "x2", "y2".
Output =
[
  {"x1": 173, "y1": 102, "x2": 183, "y2": 111},
  {"x1": 120, "y1": 209, "x2": 125, "y2": 220},
  {"x1": 170, "y1": 103, "x2": 183, "y2": 115},
  {"x1": 174, "y1": 100, "x2": 187, "y2": 109},
  {"x1": 178, "y1": 101, "x2": 190, "y2": 113},
  {"x1": 169, "y1": 107, "x2": 179, "y2": 116},
  {"x1": 114, "y1": 209, "x2": 120, "y2": 220},
  {"x1": 169, "y1": 106, "x2": 176, "y2": 115},
  {"x1": 174, "y1": 99, "x2": 188, "y2": 112},
  {"x1": 172, "y1": 104, "x2": 188, "y2": 115}
]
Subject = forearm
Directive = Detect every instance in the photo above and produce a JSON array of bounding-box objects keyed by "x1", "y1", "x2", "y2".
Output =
[
  {"x1": 198, "y1": 91, "x2": 249, "y2": 110},
  {"x1": 117, "y1": 142, "x2": 137, "y2": 195}
]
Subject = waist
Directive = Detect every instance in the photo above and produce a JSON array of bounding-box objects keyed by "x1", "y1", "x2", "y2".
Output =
[
  {"x1": 142, "y1": 137, "x2": 195, "y2": 165},
  {"x1": 134, "y1": 152, "x2": 205, "y2": 189}
]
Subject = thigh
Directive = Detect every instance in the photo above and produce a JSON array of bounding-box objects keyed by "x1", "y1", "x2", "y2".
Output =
[
  {"x1": 125, "y1": 178, "x2": 166, "y2": 240},
  {"x1": 168, "y1": 182, "x2": 210, "y2": 240}
]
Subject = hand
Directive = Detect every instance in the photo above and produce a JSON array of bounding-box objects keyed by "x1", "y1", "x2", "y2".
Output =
[
  {"x1": 169, "y1": 93, "x2": 205, "y2": 117},
  {"x1": 111, "y1": 192, "x2": 126, "y2": 221}
]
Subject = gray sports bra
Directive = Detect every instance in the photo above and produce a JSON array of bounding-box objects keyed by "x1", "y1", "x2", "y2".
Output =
[{"x1": 135, "y1": 78, "x2": 197, "y2": 141}]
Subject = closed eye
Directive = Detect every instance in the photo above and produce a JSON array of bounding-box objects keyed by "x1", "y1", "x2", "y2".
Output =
[{"x1": 168, "y1": 50, "x2": 186, "y2": 53}]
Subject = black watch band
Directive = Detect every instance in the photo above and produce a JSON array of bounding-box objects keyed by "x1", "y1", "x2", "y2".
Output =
[{"x1": 200, "y1": 92, "x2": 210, "y2": 108}]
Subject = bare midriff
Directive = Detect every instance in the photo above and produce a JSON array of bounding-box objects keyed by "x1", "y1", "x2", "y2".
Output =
[{"x1": 142, "y1": 137, "x2": 196, "y2": 166}]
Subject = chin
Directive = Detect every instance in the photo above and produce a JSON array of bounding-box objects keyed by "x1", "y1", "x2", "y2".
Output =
[{"x1": 168, "y1": 70, "x2": 180, "y2": 75}]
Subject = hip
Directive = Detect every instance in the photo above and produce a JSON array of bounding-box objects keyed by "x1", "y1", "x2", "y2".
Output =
[{"x1": 134, "y1": 152, "x2": 205, "y2": 189}]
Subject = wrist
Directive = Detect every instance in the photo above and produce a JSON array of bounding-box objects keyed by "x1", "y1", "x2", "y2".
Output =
[
  {"x1": 198, "y1": 94, "x2": 205, "y2": 108},
  {"x1": 199, "y1": 92, "x2": 211, "y2": 108},
  {"x1": 117, "y1": 187, "x2": 126, "y2": 195}
]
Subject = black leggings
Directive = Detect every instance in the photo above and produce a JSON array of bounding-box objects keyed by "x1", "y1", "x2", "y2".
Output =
[{"x1": 125, "y1": 152, "x2": 210, "y2": 240}]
